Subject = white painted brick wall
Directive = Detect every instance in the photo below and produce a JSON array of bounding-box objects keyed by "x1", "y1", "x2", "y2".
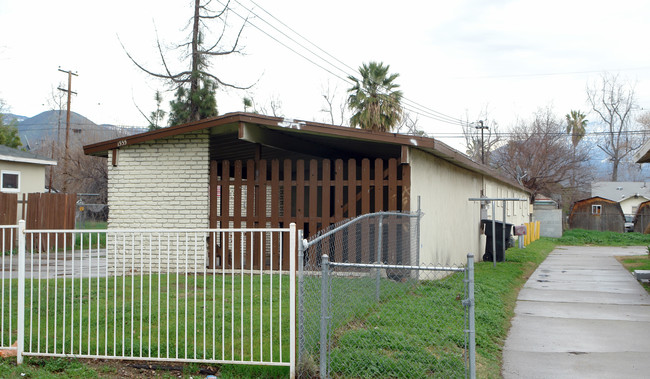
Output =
[
  {"x1": 106, "y1": 131, "x2": 210, "y2": 272},
  {"x1": 107, "y1": 131, "x2": 210, "y2": 230}
]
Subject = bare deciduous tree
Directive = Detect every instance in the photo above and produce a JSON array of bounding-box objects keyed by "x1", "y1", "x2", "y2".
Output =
[
  {"x1": 587, "y1": 73, "x2": 641, "y2": 181},
  {"x1": 320, "y1": 82, "x2": 347, "y2": 126},
  {"x1": 395, "y1": 112, "x2": 427, "y2": 136},
  {"x1": 122, "y1": 0, "x2": 250, "y2": 125},
  {"x1": 492, "y1": 107, "x2": 591, "y2": 198}
]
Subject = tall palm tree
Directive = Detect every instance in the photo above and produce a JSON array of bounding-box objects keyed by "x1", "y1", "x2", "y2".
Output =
[
  {"x1": 565, "y1": 110, "x2": 588, "y2": 147},
  {"x1": 347, "y1": 62, "x2": 403, "y2": 132}
]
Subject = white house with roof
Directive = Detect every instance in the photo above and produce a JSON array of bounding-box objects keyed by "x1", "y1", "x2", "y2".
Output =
[
  {"x1": 0, "y1": 145, "x2": 57, "y2": 196},
  {"x1": 591, "y1": 181, "x2": 650, "y2": 217}
]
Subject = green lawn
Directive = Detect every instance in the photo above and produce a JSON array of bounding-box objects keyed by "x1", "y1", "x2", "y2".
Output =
[
  {"x1": 1, "y1": 273, "x2": 292, "y2": 364},
  {"x1": 2, "y1": 228, "x2": 648, "y2": 378}
]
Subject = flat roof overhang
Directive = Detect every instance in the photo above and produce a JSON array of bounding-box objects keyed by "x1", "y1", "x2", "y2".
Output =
[{"x1": 83, "y1": 112, "x2": 530, "y2": 194}]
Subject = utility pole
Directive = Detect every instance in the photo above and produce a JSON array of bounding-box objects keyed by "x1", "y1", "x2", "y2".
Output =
[
  {"x1": 58, "y1": 68, "x2": 78, "y2": 193},
  {"x1": 475, "y1": 120, "x2": 488, "y2": 165}
]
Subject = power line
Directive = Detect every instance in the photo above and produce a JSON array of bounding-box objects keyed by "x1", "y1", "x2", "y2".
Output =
[{"x1": 223, "y1": 0, "x2": 467, "y2": 126}]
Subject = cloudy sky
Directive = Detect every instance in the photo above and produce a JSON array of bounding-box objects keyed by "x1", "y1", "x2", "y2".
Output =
[{"x1": 1, "y1": 0, "x2": 649, "y2": 150}]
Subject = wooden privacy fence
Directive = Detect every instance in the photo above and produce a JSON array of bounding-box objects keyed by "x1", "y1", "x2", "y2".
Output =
[
  {"x1": 209, "y1": 158, "x2": 411, "y2": 270},
  {"x1": 0, "y1": 192, "x2": 76, "y2": 252},
  {"x1": 1, "y1": 193, "x2": 18, "y2": 252}
]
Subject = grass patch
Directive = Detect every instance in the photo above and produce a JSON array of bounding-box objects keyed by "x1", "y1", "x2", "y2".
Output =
[
  {"x1": 0, "y1": 273, "x2": 292, "y2": 363},
  {"x1": 557, "y1": 229, "x2": 650, "y2": 246},
  {"x1": 615, "y1": 255, "x2": 650, "y2": 293},
  {"x1": 473, "y1": 238, "x2": 556, "y2": 378},
  {"x1": 76, "y1": 221, "x2": 108, "y2": 230}
]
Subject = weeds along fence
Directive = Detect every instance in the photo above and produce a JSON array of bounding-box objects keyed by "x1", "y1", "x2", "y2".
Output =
[
  {"x1": 297, "y1": 212, "x2": 476, "y2": 379},
  {"x1": 0, "y1": 222, "x2": 296, "y2": 376}
]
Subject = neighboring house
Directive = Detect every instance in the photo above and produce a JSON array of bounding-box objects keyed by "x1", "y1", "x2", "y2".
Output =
[
  {"x1": 84, "y1": 112, "x2": 531, "y2": 267},
  {"x1": 0, "y1": 144, "x2": 56, "y2": 197},
  {"x1": 591, "y1": 181, "x2": 650, "y2": 201},
  {"x1": 568, "y1": 196, "x2": 625, "y2": 233},
  {"x1": 619, "y1": 194, "x2": 650, "y2": 218},
  {"x1": 591, "y1": 182, "x2": 650, "y2": 231}
]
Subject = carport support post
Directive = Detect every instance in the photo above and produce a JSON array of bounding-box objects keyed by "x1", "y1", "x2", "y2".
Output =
[
  {"x1": 320, "y1": 254, "x2": 330, "y2": 379},
  {"x1": 17, "y1": 220, "x2": 25, "y2": 365},
  {"x1": 375, "y1": 215, "x2": 384, "y2": 302},
  {"x1": 298, "y1": 230, "x2": 305, "y2": 362},
  {"x1": 416, "y1": 196, "x2": 421, "y2": 269},
  {"x1": 491, "y1": 201, "x2": 496, "y2": 268}
]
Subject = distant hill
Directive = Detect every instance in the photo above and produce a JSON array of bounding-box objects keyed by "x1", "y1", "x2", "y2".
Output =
[
  {"x1": 16, "y1": 110, "x2": 147, "y2": 150},
  {"x1": 1, "y1": 113, "x2": 27, "y2": 124}
]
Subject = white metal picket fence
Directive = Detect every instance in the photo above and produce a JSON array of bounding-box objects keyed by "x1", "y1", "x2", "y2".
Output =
[{"x1": 0, "y1": 221, "x2": 296, "y2": 377}]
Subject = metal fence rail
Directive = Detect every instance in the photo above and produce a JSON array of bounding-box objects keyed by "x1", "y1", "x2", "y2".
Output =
[
  {"x1": 1, "y1": 221, "x2": 296, "y2": 377},
  {"x1": 0, "y1": 224, "x2": 18, "y2": 352},
  {"x1": 297, "y1": 212, "x2": 476, "y2": 379}
]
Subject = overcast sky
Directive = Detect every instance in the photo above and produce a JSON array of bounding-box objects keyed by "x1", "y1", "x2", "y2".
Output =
[{"x1": 1, "y1": 0, "x2": 649, "y2": 150}]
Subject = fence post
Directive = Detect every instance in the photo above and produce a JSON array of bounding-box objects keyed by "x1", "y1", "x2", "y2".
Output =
[
  {"x1": 17, "y1": 220, "x2": 25, "y2": 365},
  {"x1": 297, "y1": 230, "x2": 305, "y2": 363},
  {"x1": 290, "y1": 223, "x2": 297, "y2": 379},
  {"x1": 416, "y1": 197, "x2": 421, "y2": 278},
  {"x1": 466, "y1": 253, "x2": 476, "y2": 379},
  {"x1": 319, "y1": 254, "x2": 330, "y2": 379},
  {"x1": 375, "y1": 215, "x2": 383, "y2": 301}
]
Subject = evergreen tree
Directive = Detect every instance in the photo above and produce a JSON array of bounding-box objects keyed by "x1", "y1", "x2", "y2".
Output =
[
  {"x1": 147, "y1": 90, "x2": 166, "y2": 131},
  {"x1": 168, "y1": 78, "x2": 217, "y2": 126},
  {"x1": 0, "y1": 100, "x2": 22, "y2": 148},
  {"x1": 123, "y1": 0, "x2": 248, "y2": 126}
]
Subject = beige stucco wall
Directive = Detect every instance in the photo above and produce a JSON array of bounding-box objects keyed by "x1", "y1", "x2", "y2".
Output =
[
  {"x1": 0, "y1": 161, "x2": 47, "y2": 196},
  {"x1": 619, "y1": 196, "x2": 649, "y2": 216},
  {"x1": 409, "y1": 148, "x2": 530, "y2": 265}
]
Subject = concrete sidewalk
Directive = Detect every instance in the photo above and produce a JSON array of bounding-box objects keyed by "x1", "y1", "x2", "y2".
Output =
[{"x1": 502, "y1": 246, "x2": 650, "y2": 379}]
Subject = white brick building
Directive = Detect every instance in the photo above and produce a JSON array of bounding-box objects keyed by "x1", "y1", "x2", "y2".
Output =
[{"x1": 85, "y1": 112, "x2": 531, "y2": 269}]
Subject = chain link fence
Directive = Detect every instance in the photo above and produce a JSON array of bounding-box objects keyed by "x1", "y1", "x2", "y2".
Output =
[{"x1": 297, "y1": 212, "x2": 475, "y2": 378}]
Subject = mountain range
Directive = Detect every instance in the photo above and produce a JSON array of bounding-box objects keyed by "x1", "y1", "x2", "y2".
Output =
[
  {"x1": 2, "y1": 110, "x2": 648, "y2": 182},
  {"x1": 6, "y1": 110, "x2": 147, "y2": 150}
]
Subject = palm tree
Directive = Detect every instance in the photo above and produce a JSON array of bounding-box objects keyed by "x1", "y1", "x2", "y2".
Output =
[
  {"x1": 565, "y1": 110, "x2": 588, "y2": 198},
  {"x1": 565, "y1": 110, "x2": 588, "y2": 147},
  {"x1": 347, "y1": 61, "x2": 403, "y2": 132}
]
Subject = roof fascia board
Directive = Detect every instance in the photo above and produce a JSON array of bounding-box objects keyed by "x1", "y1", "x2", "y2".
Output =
[{"x1": 0, "y1": 155, "x2": 57, "y2": 166}]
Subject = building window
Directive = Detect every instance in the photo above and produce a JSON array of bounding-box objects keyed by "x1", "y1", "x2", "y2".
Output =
[
  {"x1": 1, "y1": 171, "x2": 20, "y2": 193},
  {"x1": 592, "y1": 205, "x2": 602, "y2": 215}
]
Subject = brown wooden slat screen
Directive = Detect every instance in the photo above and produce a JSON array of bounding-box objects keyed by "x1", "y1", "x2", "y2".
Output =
[
  {"x1": 209, "y1": 158, "x2": 410, "y2": 270},
  {"x1": 1, "y1": 193, "x2": 18, "y2": 252}
]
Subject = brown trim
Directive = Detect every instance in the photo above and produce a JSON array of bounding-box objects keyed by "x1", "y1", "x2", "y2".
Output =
[
  {"x1": 111, "y1": 149, "x2": 117, "y2": 166},
  {"x1": 83, "y1": 111, "x2": 530, "y2": 194}
]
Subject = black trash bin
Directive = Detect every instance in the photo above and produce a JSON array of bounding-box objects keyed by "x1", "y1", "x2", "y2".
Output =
[{"x1": 481, "y1": 219, "x2": 513, "y2": 262}]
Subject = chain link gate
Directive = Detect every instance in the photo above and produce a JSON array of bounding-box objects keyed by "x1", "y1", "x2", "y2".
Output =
[{"x1": 297, "y1": 211, "x2": 476, "y2": 378}]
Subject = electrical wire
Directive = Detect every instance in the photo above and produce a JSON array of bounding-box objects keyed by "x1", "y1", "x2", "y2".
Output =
[{"x1": 220, "y1": 0, "x2": 468, "y2": 126}]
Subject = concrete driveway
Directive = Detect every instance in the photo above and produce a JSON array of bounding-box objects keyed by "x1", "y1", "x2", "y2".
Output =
[{"x1": 503, "y1": 246, "x2": 650, "y2": 379}]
